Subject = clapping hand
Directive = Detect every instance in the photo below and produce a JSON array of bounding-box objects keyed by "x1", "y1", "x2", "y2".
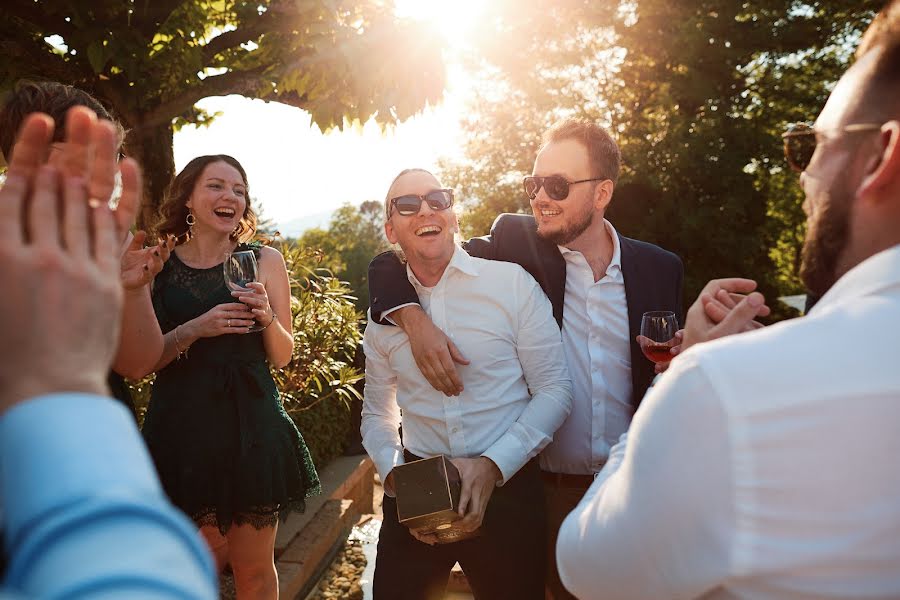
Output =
[
  {"x1": 1, "y1": 114, "x2": 123, "y2": 413},
  {"x1": 121, "y1": 232, "x2": 175, "y2": 290},
  {"x1": 682, "y1": 278, "x2": 771, "y2": 352},
  {"x1": 53, "y1": 107, "x2": 140, "y2": 239}
]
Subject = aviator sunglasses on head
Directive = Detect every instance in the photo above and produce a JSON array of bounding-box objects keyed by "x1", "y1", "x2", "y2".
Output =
[
  {"x1": 388, "y1": 189, "x2": 454, "y2": 217},
  {"x1": 781, "y1": 122, "x2": 884, "y2": 172},
  {"x1": 523, "y1": 175, "x2": 607, "y2": 201}
]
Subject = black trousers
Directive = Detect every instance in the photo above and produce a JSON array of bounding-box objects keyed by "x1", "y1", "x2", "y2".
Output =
[{"x1": 373, "y1": 456, "x2": 546, "y2": 600}]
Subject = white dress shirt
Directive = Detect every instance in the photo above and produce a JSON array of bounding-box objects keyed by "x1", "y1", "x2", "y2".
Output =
[
  {"x1": 362, "y1": 245, "x2": 573, "y2": 491},
  {"x1": 557, "y1": 244, "x2": 900, "y2": 600},
  {"x1": 1, "y1": 394, "x2": 216, "y2": 599},
  {"x1": 540, "y1": 219, "x2": 633, "y2": 475}
]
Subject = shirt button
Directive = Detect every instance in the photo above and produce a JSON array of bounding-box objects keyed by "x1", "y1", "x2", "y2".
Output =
[{"x1": 451, "y1": 427, "x2": 458, "y2": 434}]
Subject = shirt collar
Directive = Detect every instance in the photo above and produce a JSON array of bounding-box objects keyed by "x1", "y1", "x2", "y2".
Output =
[
  {"x1": 558, "y1": 219, "x2": 622, "y2": 275},
  {"x1": 406, "y1": 244, "x2": 480, "y2": 289},
  {"x1": 809, "y1": 243, "x2": 900, "y2": 315}
]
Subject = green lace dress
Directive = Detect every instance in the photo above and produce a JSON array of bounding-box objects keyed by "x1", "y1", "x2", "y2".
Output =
[{"x1": 143, "y1": 242, "x2": 320, "y2": 531}]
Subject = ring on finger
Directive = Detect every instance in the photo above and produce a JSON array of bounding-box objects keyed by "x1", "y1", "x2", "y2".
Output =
[{"x1": 227, "y1": 319, "x2": 231, "y2": 327}]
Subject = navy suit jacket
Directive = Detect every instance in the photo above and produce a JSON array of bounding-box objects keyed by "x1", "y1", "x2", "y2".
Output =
[{"x1": 368, "y1": 213, "x2": 684, "y2": 409}]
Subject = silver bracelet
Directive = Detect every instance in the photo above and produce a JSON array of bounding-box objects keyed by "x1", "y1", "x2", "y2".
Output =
[{"x1": 173, "y1": 325, "x2": 189, "y2": 359}]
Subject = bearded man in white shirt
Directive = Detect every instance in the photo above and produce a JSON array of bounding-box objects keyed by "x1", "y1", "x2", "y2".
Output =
[
  {"x1": 362, "y1": 168, "x2": 573, "y2": 600},
  {"x1": 557, "y1": 3, "x2": 900, "y2": 598}
]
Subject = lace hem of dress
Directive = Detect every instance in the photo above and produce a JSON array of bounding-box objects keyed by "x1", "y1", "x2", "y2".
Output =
[
  {"x1": 193, "y1": 507, "x2": 278, "y2": 531},
  {"x1": 191, "y1": 497, "x2": 308, "y2": 533}
]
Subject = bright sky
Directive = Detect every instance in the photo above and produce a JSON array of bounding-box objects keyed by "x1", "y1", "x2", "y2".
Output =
[{"x1": 174, "y1": 0, "x2": 488, "y2": 227}]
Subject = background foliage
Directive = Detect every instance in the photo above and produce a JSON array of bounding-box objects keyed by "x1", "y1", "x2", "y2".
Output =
[
  {"x1": 0, "y1": 0, "x2": 445, "y2": 226},
  {"x1": 8, "y1": 0, "x2": 886, "y2": 468},
  {"x1": 296, "y1": 200, "x2": 390, "y2": 311},
  {"x1": 438, "y1": 0, "x2": 881, "y2": 317},
  {"x1": 275, "y1": 241, "x2": 364, "y2": 466}
]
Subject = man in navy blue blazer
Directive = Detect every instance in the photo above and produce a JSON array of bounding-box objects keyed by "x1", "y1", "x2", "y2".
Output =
[{"x1": 367, "y1": 119, "x2": 683, "y2": 599}]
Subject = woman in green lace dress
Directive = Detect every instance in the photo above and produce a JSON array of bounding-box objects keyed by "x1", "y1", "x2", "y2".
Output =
[{"x1": 145, "y1": 155, "x2": 320, "y2": 599}]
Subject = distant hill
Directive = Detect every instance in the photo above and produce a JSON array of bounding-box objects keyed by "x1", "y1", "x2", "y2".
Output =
[{"x1": 276, "y1": 209, "x2": 334, "y2": 239}]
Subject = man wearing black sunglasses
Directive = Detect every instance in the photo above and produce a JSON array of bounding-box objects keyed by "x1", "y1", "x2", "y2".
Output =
[
  {"x1": 363, "y1": 168, "x2": 572, "y2": 600},
  {"x1": 366, "y1": 121, "x2": 683, "y2": 599},
  {"x1": 557, "y1": 2, "x2": 900, "y2": 597}
]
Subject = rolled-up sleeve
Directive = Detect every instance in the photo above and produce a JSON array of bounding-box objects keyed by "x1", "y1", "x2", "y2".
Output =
[
  {"x1": 360, "y1": 318, "x2": 405, "y2": 495},
  {"x1": 556, "y1": 354, "x2": 734, "y2": 599},
  {"x1": 483, "y1": 272, "x2": 573, "y2": 483}
]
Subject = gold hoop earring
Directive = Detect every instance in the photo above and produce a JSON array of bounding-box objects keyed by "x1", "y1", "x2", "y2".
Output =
[{"x1": 185, "y1": 211, "x2": 196, "y2": 236}]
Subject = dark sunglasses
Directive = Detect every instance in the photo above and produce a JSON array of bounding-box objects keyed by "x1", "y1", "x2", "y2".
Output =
[
  {"x1": 388, "y1": 188, "x2": 454, "y2": 217},
  {"x1": 781, "y1": 122, "x2": 883, "y2": 172},
  {"x1": 523, "y1": 175, "x2": 607, "y2": 201}
]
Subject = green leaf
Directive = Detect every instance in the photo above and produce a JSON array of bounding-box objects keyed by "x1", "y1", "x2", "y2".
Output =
[{"x1": 86, "y1": 41, "x2": 108, "y2": 74}]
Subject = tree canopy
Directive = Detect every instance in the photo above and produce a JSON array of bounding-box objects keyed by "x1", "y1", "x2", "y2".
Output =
[
  {"x1": 0, "y1": 0, "x2": 445, "y2": 225},
  {"x1": 440, "y1": 0, "x2": 880, "y2": 314}
]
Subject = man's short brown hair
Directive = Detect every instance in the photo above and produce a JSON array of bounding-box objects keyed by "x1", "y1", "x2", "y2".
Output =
[
  {"x1": 854, "y1": 0, "x2": 900, "y2": 120},
  {"x1": 0, "y1": 80, "x2": 125, "y2": 161},
  {"x1": 858, "y1": 0, "x2": 900, "y2": 58},
  {"x1": 542, "y1": 119, "x2": 621, "y2": 185}
]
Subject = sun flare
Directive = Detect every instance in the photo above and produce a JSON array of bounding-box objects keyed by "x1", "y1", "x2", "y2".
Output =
[{"x1": 393, "y1": 0, "x2": 490, "y2": 48}]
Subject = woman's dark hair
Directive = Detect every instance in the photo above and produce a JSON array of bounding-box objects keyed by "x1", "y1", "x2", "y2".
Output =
[{"x1": 153, "y1": 154, "x2": 257, "y2": 245}]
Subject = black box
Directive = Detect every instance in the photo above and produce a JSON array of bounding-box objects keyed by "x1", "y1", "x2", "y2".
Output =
[{"x1": 392, "y1": 455, "x2": 480, "y2": 543}]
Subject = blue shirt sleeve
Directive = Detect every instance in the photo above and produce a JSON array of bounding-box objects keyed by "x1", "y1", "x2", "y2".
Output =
[{"x1": 1, "y1": 393, "x2": 217, "y2": 599}]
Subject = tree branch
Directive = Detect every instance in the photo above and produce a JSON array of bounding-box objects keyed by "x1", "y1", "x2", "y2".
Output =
[
  {"x1": 201, "y1": 12, "x2": 276, "y2": 63},
  {"x1": 140, "y1": 67, "x2": 270, "y2": 128},
  {"x1": 131, "y1": 0, "x2": 186, "y2": 40},
  {"x1": 94, "y1": 78, "x2": 139, "y2": 126},
  {"x1": 0, "y1": 38, "x2": 93, "y2": 86},
  {"x1": 257, "y1": 89, "x2": 311, "y2": 111},
  {"x1": 8, "y1": 0, "x2": 76, "y2": 39}
]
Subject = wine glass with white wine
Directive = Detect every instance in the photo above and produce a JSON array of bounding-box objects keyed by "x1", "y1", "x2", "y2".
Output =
[{"x1": 223, "y1": 250, "x2": 263, "y2": 332}]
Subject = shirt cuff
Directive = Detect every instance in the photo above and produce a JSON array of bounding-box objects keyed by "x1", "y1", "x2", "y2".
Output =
[
  {"x1": 379, "y1": 302, "x2": 419, "y2": 326},
  {"x1": 482, "y1": 432, "x2": 532, "y2": 485},
  {"x1": 0, "y1": 393, "x2": 164, "y2": 538},
  {"x1": 371, "y1": 446, "x2": 405, "y2": 497}
]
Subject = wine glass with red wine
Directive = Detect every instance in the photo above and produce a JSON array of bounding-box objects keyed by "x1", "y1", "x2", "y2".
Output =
[{"x1": 639, "y1": 311, "x2": 679, "y2": 364}]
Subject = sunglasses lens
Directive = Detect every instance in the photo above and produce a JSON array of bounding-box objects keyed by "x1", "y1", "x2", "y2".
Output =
[
  {"x1": 524, "y1": 177, "x2": 539, "y2": 199},
  {"x1": 391, "y1": 190, "x2": 453, "y2": 216},
  {"x1": 784, "y1": 125, "x2": 817, "y2": 172},
  {"x1": 425, "y1": 190, "x2": 453, "y2": 211},
  {"x1": 393, "y1": 195, "x2": 422, "y2": 215},
  {"x1": 544, "y1": 176, "x2": 570, "y2": 201}
]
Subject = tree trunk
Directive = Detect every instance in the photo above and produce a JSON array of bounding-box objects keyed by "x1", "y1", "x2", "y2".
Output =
[{"x1": 124, "y1": 120, "x2": 175, "y2": 232}]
